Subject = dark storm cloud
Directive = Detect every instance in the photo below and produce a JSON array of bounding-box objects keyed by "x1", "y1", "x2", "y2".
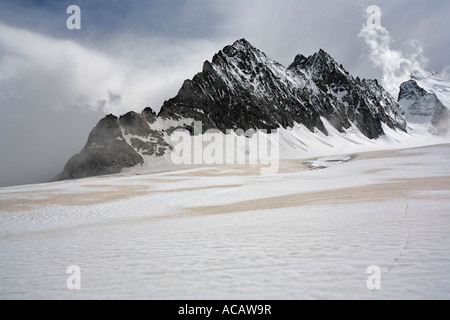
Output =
[{"x1": 0, "y1": 0, "x2": 449, "y2": 187}]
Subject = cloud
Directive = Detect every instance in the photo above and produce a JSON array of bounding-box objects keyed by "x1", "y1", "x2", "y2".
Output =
[
  {"x1": 207, "y1": 0, "x2": 365, "y2": 66},
  {"x1": 0, "y1": 22, "x2": 219, "y2": 115},
  {"x1": 0, "y1": 23, "x2": 125, "y2": 113},
  {"x1": 0, "y1": 22, "x2": 219, "y2": 187},
  {"x1": 359, "y1": 21, "x2": 428, "y2": 98}
]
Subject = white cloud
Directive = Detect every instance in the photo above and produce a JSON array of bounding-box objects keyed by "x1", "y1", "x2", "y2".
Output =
[
  {"x1": 359, "y1": 23, "x2": 428, "y2": 98},
  {"x1": 0, "y1": 22, "x2": 220, "y2": 187},
  {"x1": 0, "y1": 23, "x2": 218, "y2": 115},
  {"x1": 0, "y1": 23, "x2": 121, "y2": 113}
]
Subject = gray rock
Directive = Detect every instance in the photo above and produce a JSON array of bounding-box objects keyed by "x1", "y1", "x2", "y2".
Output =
[
  {"x1": 119, "y1": 111, "x2": 152, "y2": 137},
  {"x1": 142, "y1": 107, "x2": 157, "y2": 124},
  {"x1": 57, "y1": 115, "x2": 144, "y2": 180}
]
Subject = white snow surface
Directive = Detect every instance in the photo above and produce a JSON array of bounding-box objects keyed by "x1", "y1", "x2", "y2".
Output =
[{"x1": 1, "y1": 123, "x2": 450, "y2": 299}]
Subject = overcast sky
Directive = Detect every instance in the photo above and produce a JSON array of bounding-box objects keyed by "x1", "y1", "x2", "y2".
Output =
[{"x1": 0, "y1": 0, "x2": 449, "y2": 187}]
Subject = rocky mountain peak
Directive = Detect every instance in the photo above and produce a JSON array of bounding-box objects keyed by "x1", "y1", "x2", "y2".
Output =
[
  {"x1": 290, "y1": 49, "x2": 350, "y2": 84},
  {"x1": 58, "y1": 39, "x2": 408, "y2": 181},
  {"x1": 398, "y1": 80, "x2": 429, "y2": 102},
  {"x1": 289, "y1": 54, "x2": 308, "y2": 69},
  {"x1": 212, "y1": 38, "x2": 269, "y2": 69},
  {"x1": 230, "y1": 38, "x2": 254, "y2": 50},
  {"x1": 142, "y1": 107, "x2": 157, "y2": 124},
  {"x1": 398, "y1": 78, "x2": 448, "y2": 134},
  {"x1": 86, "y1": 114, "x2": 121, "y2": 146},
  {"x1": 119, "y1": 111, "x2": 152, "y2": 137}
]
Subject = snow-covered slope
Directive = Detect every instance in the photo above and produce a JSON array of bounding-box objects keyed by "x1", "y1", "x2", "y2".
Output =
[{"x1": 1, "y1": 143, "x2": 450, "y2": 299}]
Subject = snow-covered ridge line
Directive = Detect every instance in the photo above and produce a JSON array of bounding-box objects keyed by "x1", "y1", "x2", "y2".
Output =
[{"x1": 58, "y1": 38, "x2": 409, "y2": 181}]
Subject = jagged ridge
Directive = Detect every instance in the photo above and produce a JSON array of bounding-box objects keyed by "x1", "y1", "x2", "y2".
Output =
[
  {"x1": 159, "y1": 39, "x2": 406, "y2": 138},
  {"x1": 57, "y1": 39, "x2": 407, "y2": 181}
]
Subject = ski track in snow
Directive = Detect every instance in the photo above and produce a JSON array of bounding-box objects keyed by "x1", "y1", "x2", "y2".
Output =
[{"x1": 0, "y1": 142, "x2": 450, "y2": 299}]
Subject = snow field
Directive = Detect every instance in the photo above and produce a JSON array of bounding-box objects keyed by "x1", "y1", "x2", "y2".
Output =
[{"x1": 0, "y1": 142, "x2": 449, "y2": 299}]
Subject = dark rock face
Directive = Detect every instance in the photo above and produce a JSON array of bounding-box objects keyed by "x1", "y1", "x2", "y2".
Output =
[
  {"x1": 159, "y1": 39, "x2": 406, "y2": 139},
  {"x1": 399, "y1": 80, "x2": 446, "y2": 117},
  {"x1": 86, "y1": 114, "x2": 122, "y2": 145},
  {"x1": 158, "y1": 40, "x2": 327, "y2": 133},
  {"x1": 130, "y1": 137, "x2": 168, "y2": 157},
  {"x1": 57, "y1": 106, "x2": 173, "y2": 181},
  {"x1": 119, "y1": 111, "x2": 152, "y2": 137},
  {"x1": 289, "y1": 50, "x2": 406, "y2": 138},
  {"x1": 57, "y1": 39, "x2": 408, "y2": 181},
  {"x1": 142, "y1": 107, "x2": 157, "y2": 124},
  {"x1": 398, "y1": 80, "x2": 429, "y2": 102},
  {"x1": 57, "y1": 115, "x2": 144, "y2": 180}
]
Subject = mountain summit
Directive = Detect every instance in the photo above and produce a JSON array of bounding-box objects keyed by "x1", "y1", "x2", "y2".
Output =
[
  {"x1": 398, "y1": 78, "x2": 449, "y2": 134},
  {"x1": 159, "y1": 39, "x2": 406, "y2": 137},
  {"x1": 57, "y1": 39, "x2": 407, "y2": 181}
]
